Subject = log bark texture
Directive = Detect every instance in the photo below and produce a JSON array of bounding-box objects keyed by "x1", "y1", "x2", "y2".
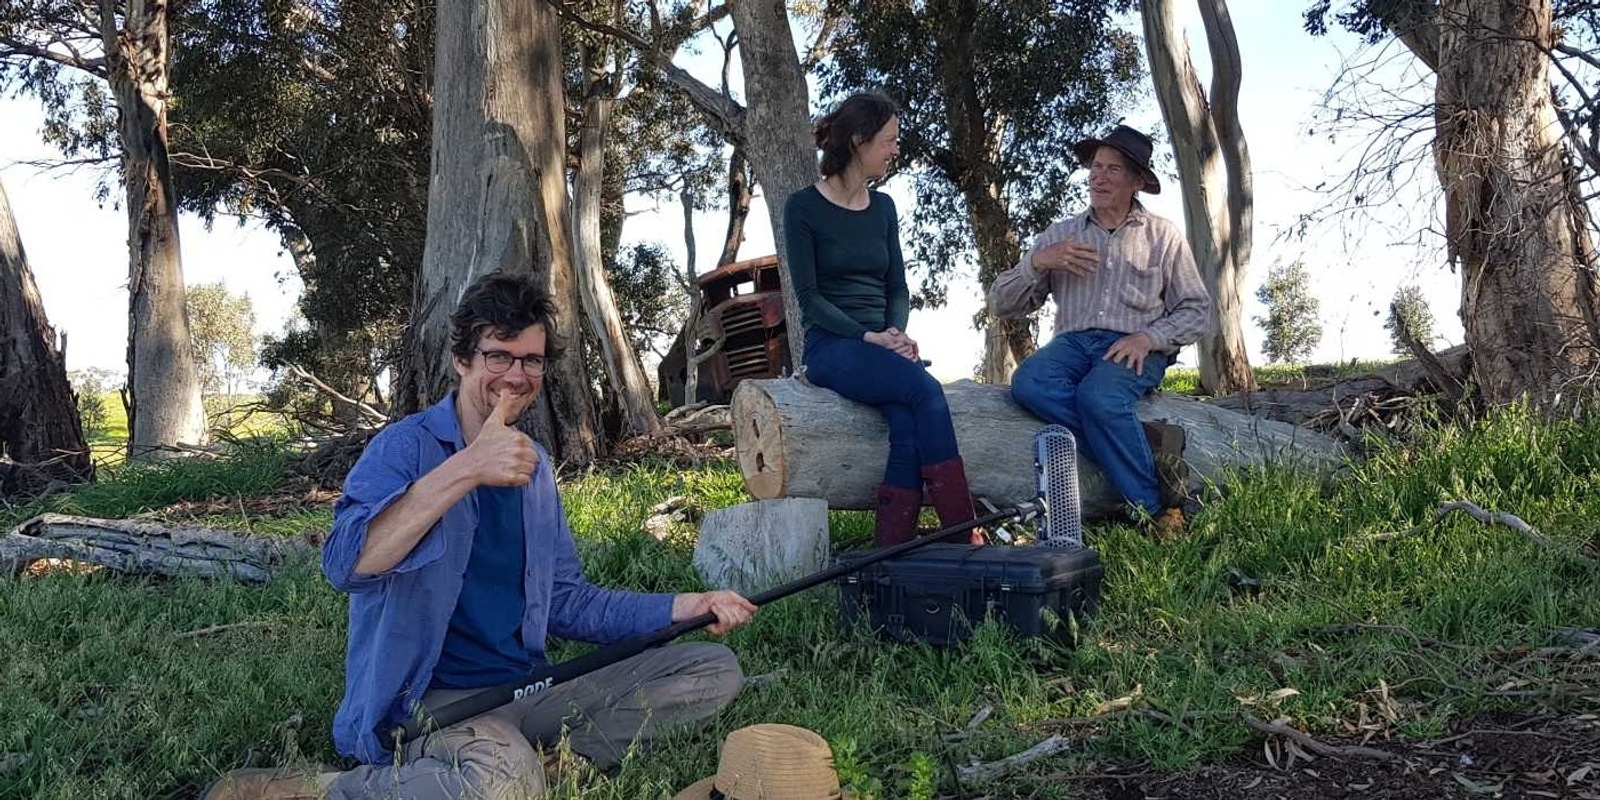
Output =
[
  {"x1": 1, "y1": 514, "x2": 314, "y2": 582},
  {"x1": 731, "y1": 378, "x2": 1344, "y2": 515}
]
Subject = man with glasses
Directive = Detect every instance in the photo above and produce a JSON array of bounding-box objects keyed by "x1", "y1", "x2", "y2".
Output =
[{"x1": 206, "y1": 272, "x2": 755, "y2": 799}]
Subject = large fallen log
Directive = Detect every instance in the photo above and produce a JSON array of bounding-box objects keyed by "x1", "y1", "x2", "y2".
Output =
[
  {"x1": 1209, "y1": 346, "x2": 1472, "y2": 428},
  {"x1": 731, "y1": 378, "x2": 1346, "y2": 517},
  {"x1": 1, "y1": 514, "x2": 315, "y2": 582}
]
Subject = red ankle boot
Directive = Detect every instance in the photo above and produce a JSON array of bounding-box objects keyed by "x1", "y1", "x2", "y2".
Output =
[
  {"x1": 873, "y1": 484, "x2": 924, "y2": 547},
  {"x1": 920, "y1": 457, "x2": 982, "y2": 545}
]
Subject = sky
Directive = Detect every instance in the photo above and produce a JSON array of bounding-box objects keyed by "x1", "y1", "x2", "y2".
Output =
[{"x1": 0, "y1": 1, "x2": 1466, "y2": 385}]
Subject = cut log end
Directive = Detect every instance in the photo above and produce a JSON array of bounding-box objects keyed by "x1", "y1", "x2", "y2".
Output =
[{"x1": 732, "y1": 382, "x2": 786, "y2": 499}]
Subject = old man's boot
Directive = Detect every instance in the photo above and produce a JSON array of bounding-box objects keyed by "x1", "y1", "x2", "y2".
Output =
[{"x1": 1142, "y1": 420, "x2": 1190, "y2": 510}]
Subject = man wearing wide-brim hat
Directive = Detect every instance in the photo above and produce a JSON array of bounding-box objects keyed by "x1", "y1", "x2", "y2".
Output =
[{"x1": 987, "y1": 124, "x2": 1211, "y2": 536}]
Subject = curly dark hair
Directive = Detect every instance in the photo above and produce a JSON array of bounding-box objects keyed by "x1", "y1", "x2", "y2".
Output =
[
  {"x1": 449, "y1": 271, "x2": 567, "y2": 364},
  {"x1": 814, "y1": 92, "x2": 899, "y2": 178}
]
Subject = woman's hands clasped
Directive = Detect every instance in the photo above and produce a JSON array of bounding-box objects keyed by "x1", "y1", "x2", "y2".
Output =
[{"x1": 864, "y1": 327, "x2": 920, "y2": 362}]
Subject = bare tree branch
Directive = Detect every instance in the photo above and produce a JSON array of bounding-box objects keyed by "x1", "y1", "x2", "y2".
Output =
[
  {"x1": 545, "y1": 0, "x2": 748, "y2": 148},
  {"x1": 1555, "y1": 41, "x2": 1600, "y2": 72},
  {"x1": 0, "y1": 37, "x2": 106, "y2": 75}
]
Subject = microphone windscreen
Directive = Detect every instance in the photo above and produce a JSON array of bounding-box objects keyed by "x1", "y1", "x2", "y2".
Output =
[{"x1": 1033, "y1": 425, "x2": 1083, "y2": 548}]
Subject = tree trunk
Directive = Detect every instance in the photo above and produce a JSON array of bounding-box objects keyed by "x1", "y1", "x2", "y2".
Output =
[
  {"x1": 1433, "y1": 0, "x2": 1600, "y2": 408},
  {"x1": 680, "y1": 182, "x2": 703, "y2": 407},
  {"x1": 730, "y1": 378, "x2": 1344, "y2": 518},
  {"x1": 573, "y1": 49, "x2": 661, "y2": 438},
  {"x1": 1140, "y1": 0, "x2": 1255, "y2": 395},
  {"x1": 0, "y1": 177, "x2": 92, "y2": 494},
  {"x1": 1198, "y1": 0, "x2": 1254, "y2": 378},
  {"x1": 717, "y1": 148, "x2": 752, "y2": 268},
  {"x1": 403, "y1": 0, "x2": 601, "y2": 463},
  {"x1": 105, "y1": 0, "x2": 208, "y2": 456},
  {"x1": 724, "y1": 0, "x2": 816, "y2": 372},
  {"x1": 933, "y1": 0, "x2": 1032, "y2": 384}
]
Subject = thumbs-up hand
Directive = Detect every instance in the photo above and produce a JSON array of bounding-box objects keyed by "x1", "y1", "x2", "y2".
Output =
[{"x1": 468, "y1": 391, "x2": 539, "y2": 486}]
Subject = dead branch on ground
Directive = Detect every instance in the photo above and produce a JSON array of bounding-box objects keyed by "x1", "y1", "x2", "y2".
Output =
[{"x1": 1370, "y1": 500, "x2": 1599, "y2": 567}]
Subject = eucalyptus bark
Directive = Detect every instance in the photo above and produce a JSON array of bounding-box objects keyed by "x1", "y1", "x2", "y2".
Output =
[
  {"x1": 573, "y1": 50, "x2": 661, "y2": 437},
  {"x1": 105, "y1": 0, "x2": 208, "y2": 455},
  {"x1": 404, "y1": 0, "x2": 600, "y2": 463},
  {"x1": 1140, "y1": 0, "x2": 1256, "y2": 395},
  {"x1": 1431, "y1": 0, "x2": 1600, "y2": 407},
  {"x1": 929, "y1": 0, "x2": 1032, "y2": 384},
  {"x1": 723, "y1": 0, "x2": 816, "y2": 371},
  {"x1": 0, "y1": 177, "x2": 91, "y2": 492},
  {"x1": 680, "y1": 183, "x2": 702, "y2": 406},
  {"x1": 717, "y1": 148, "x2": 752, "y2": 268}
]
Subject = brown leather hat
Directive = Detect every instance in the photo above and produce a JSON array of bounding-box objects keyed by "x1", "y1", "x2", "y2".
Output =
[
  {"x1": 1072, "y1": 124, "x2": 1162, "y2": 194},
  {"x1": 673, "y1": 724, "x2": 842, "y2": 800}
]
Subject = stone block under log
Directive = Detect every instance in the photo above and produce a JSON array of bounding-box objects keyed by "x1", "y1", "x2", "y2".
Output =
[
  {"x1": 693, "y1": 498, "x2": 830, "y2": 596},
  {"x1": 731, "y1": 378, "x2": 1346, "y2": 520}
]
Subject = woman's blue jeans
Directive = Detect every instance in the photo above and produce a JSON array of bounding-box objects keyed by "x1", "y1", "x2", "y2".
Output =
[
  {"x1": 1010, "y1": 329, "x2": 1170, "y2": 514},
  {"x1": 804, "y1": 329, "x2": 960, "y2": 490}
]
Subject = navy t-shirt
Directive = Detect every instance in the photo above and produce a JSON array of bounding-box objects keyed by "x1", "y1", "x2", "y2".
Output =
[{"x1": 430, "y1": 485, "x2": 533, "y2": 689}]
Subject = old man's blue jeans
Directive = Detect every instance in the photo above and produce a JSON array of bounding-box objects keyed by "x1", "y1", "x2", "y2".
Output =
[{"x1": 1011, "y1": 329, "x2": 1170, "y2": 515}]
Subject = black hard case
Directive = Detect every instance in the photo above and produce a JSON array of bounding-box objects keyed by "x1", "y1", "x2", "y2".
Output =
[{"x1": 835, "y1": 543, "x2": 1104, "y2": 646}]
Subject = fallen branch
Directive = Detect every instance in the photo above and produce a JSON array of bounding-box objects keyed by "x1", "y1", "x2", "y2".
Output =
[
  {"x1": 625, "y1": 404, "x2": 732, "y2": 445},
  {"x1": 174, "y1": 620, "x2": 282, "y2": 640},
  {"x1": 0, "y1": 453, "x2": 89, "y2": 503},
  {"x1": 1424, "y1": 727, "x2": 1574, "y2": 748},
  {"x1": 1, "y1": 514, "x2": 314, "y2": 583},
  {"x1": 1244, "y1": 717, "x2": 1398, "y2": 763},
  {"x1": 1370, "y1": 500, "x2": 1599, "y2": 566},
  {"x1": 287, "y1": 365, "x2": 388, "y2": 428},
  {"x1": 944, "y1": 704, "x2": 994, "y2": 743},
  {"x1": 1391, "y1": 301, "x2": 1470, "y2": 410},
  {"x1": 956, "y1": 734, "x2": 1072, "y2": 785}
]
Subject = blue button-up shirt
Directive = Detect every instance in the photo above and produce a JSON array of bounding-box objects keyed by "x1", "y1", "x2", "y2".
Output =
[{"x1": 322, "y1": 393, "x2": 674, "y2": 764}]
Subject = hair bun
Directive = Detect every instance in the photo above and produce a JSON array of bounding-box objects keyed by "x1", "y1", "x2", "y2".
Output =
[{"x1": 812, "y1": 119, "x2": 832, "y2": 149}]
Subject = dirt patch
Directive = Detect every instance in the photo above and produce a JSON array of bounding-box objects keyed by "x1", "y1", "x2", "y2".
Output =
[{"x1": 1065, "y1": 714, "x2": 1600, "y2": 799}]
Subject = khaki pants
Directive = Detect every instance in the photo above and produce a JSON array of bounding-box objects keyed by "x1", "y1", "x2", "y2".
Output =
[{"x1": 325, "y1": 643, "x2": 742, "y2": 799}]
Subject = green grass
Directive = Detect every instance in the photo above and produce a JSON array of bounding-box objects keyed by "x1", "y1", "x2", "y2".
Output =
[{"x1": 3, "y1": 410, "x2": 1599, "y2": 798}]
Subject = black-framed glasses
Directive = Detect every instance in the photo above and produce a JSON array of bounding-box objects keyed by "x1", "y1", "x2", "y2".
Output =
[{"x1": 477, "y1": 349, "x2": 548, "y2": 376}]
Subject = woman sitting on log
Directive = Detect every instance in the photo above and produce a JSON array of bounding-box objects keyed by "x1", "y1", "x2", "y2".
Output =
[{"x1": 782, "y1": 91, "x2": 979, "y2": 547}]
